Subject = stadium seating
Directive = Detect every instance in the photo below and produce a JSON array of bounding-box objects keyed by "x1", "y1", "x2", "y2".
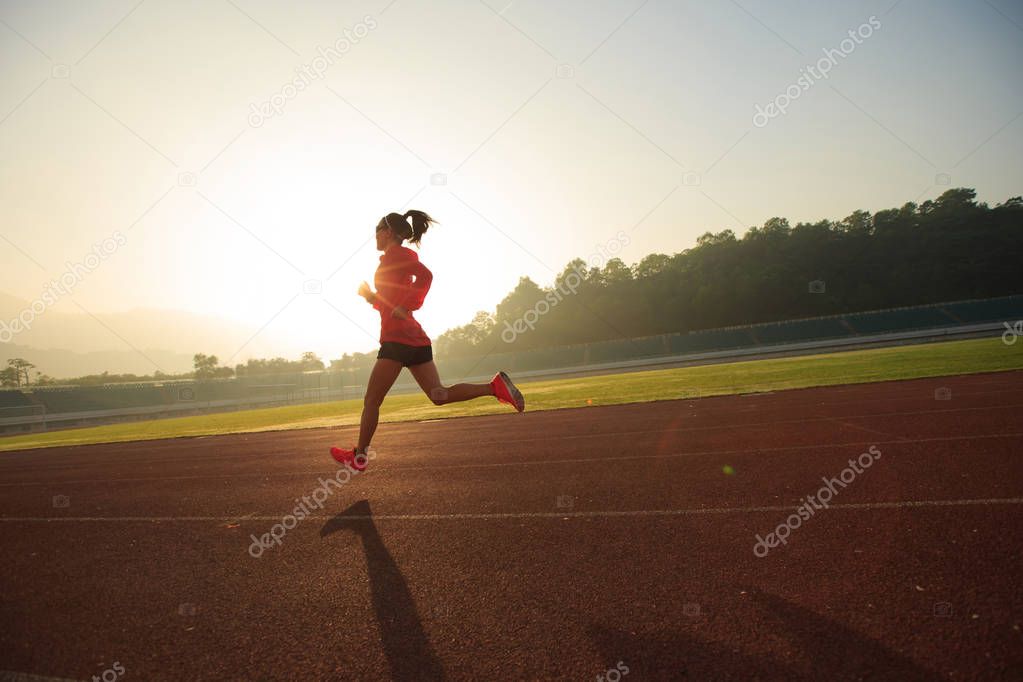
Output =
[
  {"x1": 669, "y1": 327, "x2": 758, "y2": 354},
  {"x1": 753, "y1": 316, "x2": 851, "y2": 345},
  {"x1": 0, "y1": 390, "x2": 33, "y2": 409},
  {"x1": 940, "y1": 295, "x2": 1023, "y2": 324},
  {"x1": 587, "y1": 335, "x2": 668, "y2": 364},
  {"x1": 845, "y1": 306, "x2": 956, "y2": 335},
  {"x1": 512, "y1": 345, "x2": 586, "y2": 371},
  {"x1": 30, "y1": 385, "x2": 168, "y2": 413}
]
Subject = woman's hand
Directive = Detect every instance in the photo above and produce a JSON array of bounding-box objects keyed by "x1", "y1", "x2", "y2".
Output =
[
  {"x1": 358, "y1": 281, "x2": 374, "y2": 302},
  {"x1": 391, "y1": 306, "x2": 409, "y2": 320}
]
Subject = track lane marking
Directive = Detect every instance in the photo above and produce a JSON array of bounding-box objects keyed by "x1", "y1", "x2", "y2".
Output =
[
  {"x1": 2, "y1": 497, "x2": 1021, "y2": 522},
  {"x1": 1, "y1": 400, "x2": 1020, "y2": 466},
  {"x1": 474, "y1": 403, "x2": 1023, "y2": 446},
  {"x1": 1, "y1": 432, "x2": 1021, "y2": 486},
  {"x1": 394, "y1": 432, "x2": 1023, "y2": 472},
  {"x1": 825, "y1": 417, "x2": 910, "y2": 442}
]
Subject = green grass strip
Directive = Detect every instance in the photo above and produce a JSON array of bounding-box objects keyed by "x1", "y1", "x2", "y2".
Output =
[{"x1": 2, "y1": 337, "x2": 1019, "y2": 452}]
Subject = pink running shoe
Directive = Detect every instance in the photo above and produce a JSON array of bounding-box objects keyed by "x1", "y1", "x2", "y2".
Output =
[
  {"x1": 490, "y1": 371, "x2": 525, "y2": 412},
  {"x1": 330, "y1": 446, "x2": 368, "y2": 472}
]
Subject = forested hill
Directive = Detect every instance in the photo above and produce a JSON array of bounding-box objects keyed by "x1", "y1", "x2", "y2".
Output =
[{"x1": 436, "y1": 188, "x2": 1023, "y2": 356}]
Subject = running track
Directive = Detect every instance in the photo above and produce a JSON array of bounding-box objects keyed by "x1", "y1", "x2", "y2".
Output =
[{"x1": 0, "y1": 371, "x2": 1021, "y2": 681}]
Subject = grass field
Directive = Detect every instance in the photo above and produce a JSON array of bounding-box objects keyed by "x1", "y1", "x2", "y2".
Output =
[{"x1": 1, "y1": 336, "x2": 1019, "y2": 453}]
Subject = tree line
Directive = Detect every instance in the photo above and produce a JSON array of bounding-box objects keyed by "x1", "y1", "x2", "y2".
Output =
[
  {"x1": 435, "y1": 188, "x2": 1023, "y2": 356},
  {"x1": 0, "y1": 352, "x2": 330, "y2": 388},
  {"x1": 5, "y1": 188, "x2": 1021, "y2": 385}
]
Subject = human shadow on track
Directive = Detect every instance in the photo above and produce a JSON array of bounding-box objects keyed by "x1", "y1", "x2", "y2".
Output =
[
  {"x1": 587, "y1": 589, "x2": 943, "y2": 681},
  {"x1": 320, "y1": 499, "x2": 446, "y2": 682},
  {"x1": 587, "y1": 622, "x2": 800, "y2": 681},
  {"x1": 748, "y1": 590, "x2": 943, "y2": 681}
]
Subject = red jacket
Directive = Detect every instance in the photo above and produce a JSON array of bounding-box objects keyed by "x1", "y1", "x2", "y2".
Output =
[{"x1": 373, "y1": 245, "x2": 433, "y2": 346}]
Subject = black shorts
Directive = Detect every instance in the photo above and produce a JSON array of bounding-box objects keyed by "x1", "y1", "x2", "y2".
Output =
[{"x1": 377, "y1": 341, "x2": 433, "y2": 367}]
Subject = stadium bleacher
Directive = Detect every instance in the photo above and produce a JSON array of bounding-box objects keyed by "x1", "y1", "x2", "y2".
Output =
[
  {"x1": 753, "y1": 317, "x2": 851, "y2": 345},
  {"x1": 940, "y1": 296, "x2": 1022, "y2": 324},
  {"x1": 672, "y1": 327, "x2": 758, "y2": 354},
  {"x1": 29, "y1": 385, "x2": 169, "y2": 413},
  {"x1": 509, "y1": 345, "x2": 585, "y2": 372},
  {"x1": 587, "y1": 335, "x2": 668, "y2": 364},
  {"x1": 0, "y1": 390, "x2": 33, "y2": 410},
  {"x1": 844, "y1": 306, "x2": 957, "y2": 335}
]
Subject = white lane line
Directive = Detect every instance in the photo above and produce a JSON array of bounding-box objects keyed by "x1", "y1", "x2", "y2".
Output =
[
  {"x1": 396, "y1": 432, "x2": 1023, "y2": 472},
  {"x1": 483, "y1": 403, "x2": 1023, "y2": 446},
  {"x1": 1, "y1": 432, "x2": 1021, "y2": 486},
  {"x1": 224, "y1": 511, "x2": 259, "y2": 525},
  {"x1": 825, "y1": 417, "x2": 909, "y2": 442},
  {"x1": 2, "y1": 497, "x2": 1022, "y2": 522},
  {"x1": 2, "y1": 401, "x2": 1019, "y2": 467}
]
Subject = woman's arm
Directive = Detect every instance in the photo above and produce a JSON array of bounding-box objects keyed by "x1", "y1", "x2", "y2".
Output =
[
  {"x1": 400, "y1": 260, "x2": 433, "y2": 312},
  {"x1": 360, "y1": 278, "x2": 408, "y2": 317}
]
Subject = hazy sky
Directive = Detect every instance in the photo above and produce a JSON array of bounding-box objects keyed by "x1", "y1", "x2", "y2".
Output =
[{"x1": 1, "y1": 0, "x2": 1021, "y2": 364}]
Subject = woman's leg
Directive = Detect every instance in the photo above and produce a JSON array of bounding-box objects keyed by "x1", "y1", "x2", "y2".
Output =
[
  {"x1": 408, "y1": 361, "x2": 494, "y2": 405},
  {"x1": 357, "y1": 358, "x2": 404, "y2": 451}
]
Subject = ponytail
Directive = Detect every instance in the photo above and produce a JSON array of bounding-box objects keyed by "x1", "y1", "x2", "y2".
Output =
[
  {"x1": 403, "y1": 210, "x2": 435, "y2": 246},
  {"x1": 382, "y1": 210, "x2": 437, "y2": 246}
]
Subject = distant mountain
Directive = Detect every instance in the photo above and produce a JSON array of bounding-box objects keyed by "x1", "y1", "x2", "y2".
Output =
[
  {"x1": 0, "y1": 292, "x2": 298, "y2": 378},
  {"x1": 0, "y1": 340, "x2": 195, "y2": 378}
]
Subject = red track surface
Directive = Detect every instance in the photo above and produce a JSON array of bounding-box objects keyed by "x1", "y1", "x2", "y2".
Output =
[{"x1": 1, "y1": 371, "x2": 1021, "y2": 681}]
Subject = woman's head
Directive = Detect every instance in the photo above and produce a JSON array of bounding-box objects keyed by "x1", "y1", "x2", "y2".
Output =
[{"x1": 376, "y1": 210, "x2": 435, "y2": 250}]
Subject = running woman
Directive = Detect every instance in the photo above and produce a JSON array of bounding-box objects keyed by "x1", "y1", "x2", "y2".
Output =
[{"x1": 330, "y1": 210, "x2": 525, "y2": 470}]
